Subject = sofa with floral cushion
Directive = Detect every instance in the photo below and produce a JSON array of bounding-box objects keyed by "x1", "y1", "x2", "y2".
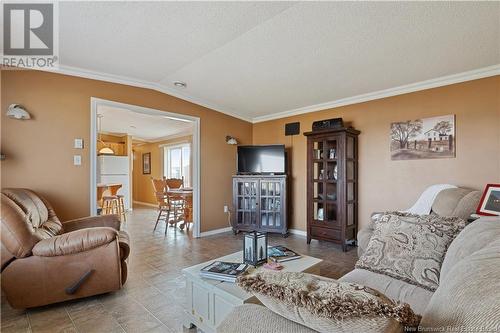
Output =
[{"x1": 217, "y1": 187, "x2": 500, "y2": 333}]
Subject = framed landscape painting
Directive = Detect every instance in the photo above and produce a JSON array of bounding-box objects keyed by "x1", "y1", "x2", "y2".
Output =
[
  {"x1": 390, "y1": 114, "x2": 455, "y2": 160},
  {"x1": 142, "y1": 152, "x2": 151, "y2": 174}
]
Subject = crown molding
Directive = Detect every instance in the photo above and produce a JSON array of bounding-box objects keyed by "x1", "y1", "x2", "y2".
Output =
[
  {"x1": 151, "y1": 131, "x2": 193, "y2": 143},
  {"x1": 100, "y1": 129, "x2": 191, "y2": 144},
  {"x1": 252, "y1": 64, "x2": 500, "y2": 123},
  {"x1": 40, "y1": 64, "x2": 499, "y2": 125},
  {"x1": 99, "y1": 130, "x2": 128, "y2": 138},
  {"x1": 41, "y1": 65, "x2": 254, "y2": 123}
]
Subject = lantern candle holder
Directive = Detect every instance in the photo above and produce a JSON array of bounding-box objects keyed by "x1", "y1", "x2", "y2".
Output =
[{"x1": 243, "y1": 231, "x2": 268, "y2": 266}]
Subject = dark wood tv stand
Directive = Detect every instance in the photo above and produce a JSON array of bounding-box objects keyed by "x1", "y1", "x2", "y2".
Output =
[{"x1": 232, "y1": 174, "x2": 288, "y2": 236}]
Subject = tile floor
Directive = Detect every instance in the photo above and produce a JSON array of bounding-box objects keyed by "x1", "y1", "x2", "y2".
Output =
[{"x1": 1, "y1": 205, "x2": 358, "y2": 333}]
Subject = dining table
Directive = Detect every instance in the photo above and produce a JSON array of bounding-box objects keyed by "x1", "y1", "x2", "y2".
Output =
[{"x1": 165, "y1": 187, "x2": 193, "y2": 229}]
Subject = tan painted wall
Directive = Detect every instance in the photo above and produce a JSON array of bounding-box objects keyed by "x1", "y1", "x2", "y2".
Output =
[
  {"x1": 1, "y1": 70, "x2": 251, "y2": 232},
  {"x1": 253, "y1": 76, "x2": 500, "y2": 231},
  {"x1": 132, "y1": 135, "x2": 192, "y2": 205},
  {"x1": 100, "y1": 133, "x2": 126, "y2": 143}
]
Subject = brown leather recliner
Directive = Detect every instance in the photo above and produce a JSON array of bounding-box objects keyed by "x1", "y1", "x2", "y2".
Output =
[{"x1": 0, "y1": 188, "x2": 130, "y2": 309}]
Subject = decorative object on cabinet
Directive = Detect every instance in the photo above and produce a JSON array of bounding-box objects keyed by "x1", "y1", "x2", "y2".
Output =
[
  {"x1": 243, "y1": 231, "x2": 268, "y2": 266},
  {"x1": 304, "y1": 127, "x2": 360, "y2": 251},
  {"x1": 312, "y1": 117, "x2": 343, "y2": 131},
  {"x1": 6, "y1": 104, "x2": 31, "y2": 120},
  {"x1": 232, "y1": 175, "x2": 288, "y2": 236},
  {"x1": 390, "y1": 114, "x2": 455, "y2": 160},
  {"x1": 476, "y1": 184, "x2": 500, "y2": 216}
]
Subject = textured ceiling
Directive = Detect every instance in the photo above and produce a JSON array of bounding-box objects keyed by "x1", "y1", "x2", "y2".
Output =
[
  {"x1": 58, "y1": 2, "x2": 500, "y2": 122},
  {"x1": 98, "y1": 105, "x2": 193, "y2": 142}
]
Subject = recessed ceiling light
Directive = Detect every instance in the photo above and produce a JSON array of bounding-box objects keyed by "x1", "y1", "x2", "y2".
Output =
[{"x1": 173, "y1": 81, "x2": 187, "y2": 88}]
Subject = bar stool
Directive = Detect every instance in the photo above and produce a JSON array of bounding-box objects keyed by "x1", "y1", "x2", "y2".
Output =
[
  {"x1": 102, "y1": 196, "x2": 120, "y2": 215},
  {"x1": 107, "y1": 184, "x2": 126, "y2": 222},
  {"x1": 116, "y1": 194, "x2": 126, "y2": 222}
]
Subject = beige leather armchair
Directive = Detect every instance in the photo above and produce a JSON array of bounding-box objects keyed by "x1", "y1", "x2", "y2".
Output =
[{"x1": 0, "y1": 188, "x2": 130, "y2": 309}]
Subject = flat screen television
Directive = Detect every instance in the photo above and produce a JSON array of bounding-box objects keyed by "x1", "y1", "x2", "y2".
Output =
[{"x1": 237, "y1": 145, "x2": 285, "y2": 174}]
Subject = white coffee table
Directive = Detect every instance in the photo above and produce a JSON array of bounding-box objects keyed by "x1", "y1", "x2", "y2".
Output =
[{"x1": 182, "y1": 251, "x2": 322, "y2": 333}]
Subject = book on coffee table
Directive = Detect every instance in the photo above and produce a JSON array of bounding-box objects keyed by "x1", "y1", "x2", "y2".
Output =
[
  {"x1": 199, "y1": 261, "x2": 249, "y2": 283},
  {"x1": 268, "y1": 245, "x2": 301, "y2": 263}
]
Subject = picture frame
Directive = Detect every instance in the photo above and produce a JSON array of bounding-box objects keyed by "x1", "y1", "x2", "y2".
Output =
[
  {"x1": 476, "y1": 184, "x2": 500, "y2": 216},
  {"x1": 142, "y1": 152, "x2": 151, "y2": 174},
  {"x1": 329, "y1": 148, "x2": 336, "y2": 159},
  {"x1": 390, "y1": 114, "x2": 455, "y2": 160}
]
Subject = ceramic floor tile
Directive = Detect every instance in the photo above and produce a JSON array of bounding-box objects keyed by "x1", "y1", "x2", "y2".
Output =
[
  {"x1": 27, "y1": 306, "x2": 77, "y2": 333},
  {"x1": 66, "y1": 299, "x2": 124, "y2": 333},
  {"x1": 1, "y1": 204, "x2": 357, "y2": 332},
  {"x1": 1, "y1": 316, "x2": 31, "y2": 333}
]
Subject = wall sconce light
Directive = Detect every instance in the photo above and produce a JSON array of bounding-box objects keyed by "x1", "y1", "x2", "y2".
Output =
[
  {"x1": 226, "y1": 136, "x2": 238, "y2": 145},
  {"x1": 6, "y1": 104, "x2": 31, "y2": 120}
]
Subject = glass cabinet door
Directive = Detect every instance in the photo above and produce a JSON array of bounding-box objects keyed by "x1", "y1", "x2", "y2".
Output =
[
  {"x1": 346, "y1": 135, "x2": 356, "y2": 226},
  {"x1": 259, "y1": 180, "x2": 283, "y2": 230},
  {"x1": 310, "y1": 137, "x2": 339, "y2": 228},
  {"x1": 235, "y1": 180, "x2": 258, "y2": 227}
]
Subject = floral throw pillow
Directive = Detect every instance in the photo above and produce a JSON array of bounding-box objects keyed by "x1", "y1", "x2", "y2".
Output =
[{"x1": 356, "y1": 212, "x2": 466, "y2": 291}]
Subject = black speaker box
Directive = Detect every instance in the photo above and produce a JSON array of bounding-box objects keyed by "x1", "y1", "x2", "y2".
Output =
[{"x1": 285, "y1": 122, "x2": 300, "y2": 136}]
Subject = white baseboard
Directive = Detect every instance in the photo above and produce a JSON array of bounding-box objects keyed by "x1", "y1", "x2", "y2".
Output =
[
  {"x1": 289, "y1": 229, "x2": 307, "y2": 237},
  {"x1": 133, "y1": 201, "x2": 157, "y2": 208},
  {"x1": 200, "y1": 227, "x2": 233, "y2": 237}
]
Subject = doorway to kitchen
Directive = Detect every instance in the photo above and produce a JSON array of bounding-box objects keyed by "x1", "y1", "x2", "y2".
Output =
[{"x1": 90, "y1": 98, "x2": 201, "y2": 237}]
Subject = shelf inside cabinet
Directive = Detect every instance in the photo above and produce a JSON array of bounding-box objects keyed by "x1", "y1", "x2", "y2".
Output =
[
  {"x1": 312, "y1": 179, "x2": 337, "y2": 183},
  {"x1": 312, "y1": 198, "x2": 337, "y2": 203}
]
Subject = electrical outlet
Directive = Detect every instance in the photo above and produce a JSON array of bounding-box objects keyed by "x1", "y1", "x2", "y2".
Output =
[
  {"x1": 73, "y1": 155, "x2": 82, "y2": 166},
  {"x1": 74, "y1": 138, "x2": 84, "y2": 149},
  {"x1": 224, "y1": 205, "x2": 229, "y2": 213}
]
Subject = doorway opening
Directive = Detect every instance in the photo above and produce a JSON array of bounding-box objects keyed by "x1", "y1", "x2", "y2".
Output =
[{"x1": 90, "y1": 98, "x2": 201, "y2": 238}]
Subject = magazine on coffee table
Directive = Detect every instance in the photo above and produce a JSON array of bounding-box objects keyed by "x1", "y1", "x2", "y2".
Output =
[
  {"x1": 268, "y1": 245, "x2": 301, "y2": 263},
  {"x1": 200, "y1": 261, "x2": 249, "y2": 283}
]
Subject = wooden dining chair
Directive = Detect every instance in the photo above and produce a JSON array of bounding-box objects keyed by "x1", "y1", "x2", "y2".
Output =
[
  {"x1": 181, "y1": 195, "x2": 193, "y2": 231},
  {"x1": 164, "y1": 177, "x2": 185, "y2": 222},
  {"x1": 164, "y1": 177, "x2": 184, "y2": 189},
  {"x1": 151, "y1": 178, "x2": 172, "y2": 235}
]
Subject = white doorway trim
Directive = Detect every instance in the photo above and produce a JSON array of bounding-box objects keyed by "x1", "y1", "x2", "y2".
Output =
[{"x1": 90, "y1": 97, "x2": 201, "y2": 238}]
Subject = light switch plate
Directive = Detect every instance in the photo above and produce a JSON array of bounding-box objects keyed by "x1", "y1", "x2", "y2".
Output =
[
  {"x1": 73, "y1": 155, "x2": 82, "y2": 166},
  {"x1": 74, "y1": 138, "x2": 84, "y2": 149}
]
